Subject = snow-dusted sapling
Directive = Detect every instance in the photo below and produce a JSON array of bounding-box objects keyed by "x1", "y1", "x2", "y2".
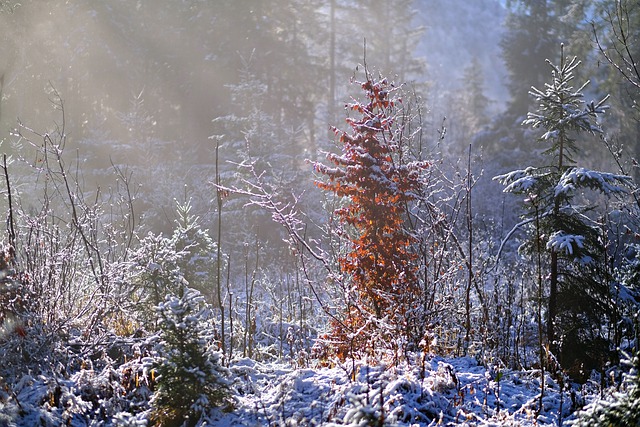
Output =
[
  {"x1": 149, "y1": 287, "x2": 234, "y2": 426},
  {"x1": 494, "y1": 44, "x2": 633, "y2": 379},
  {"x1": 571, "y1": 350, "x2": 640, "y2": 426}
]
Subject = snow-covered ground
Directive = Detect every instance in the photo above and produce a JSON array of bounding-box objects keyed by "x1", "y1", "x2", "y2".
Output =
[
  {"x1": 214, "y1": 356, "x2": 581, "y2": 426},
  {"x1": 0, "y1": 351, "x2": 614, "y2": 426}
]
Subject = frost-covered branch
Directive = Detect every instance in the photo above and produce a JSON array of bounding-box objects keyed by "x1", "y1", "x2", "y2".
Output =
[
  {"x1": 554, "y1": 167, "x2": 632, "y2": 198},
  {"x1": 592, "y1": 1, "x2": 640, "y2": 90},
  {"x1": 212, "y1": 161, "x2": 329, "y2": 268}
]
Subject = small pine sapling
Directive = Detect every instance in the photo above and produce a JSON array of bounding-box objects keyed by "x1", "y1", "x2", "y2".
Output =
[
  {"x1": 171, "y1": 198, "x2": 218, "y2": 303},
  {"x1": 150, "y1": 287, "x2": 234, "y2": 426},
  {"x1": 494, "y1": 44, "x2": 633, "y2": 378},
  {"x1": 128, "y1": 232, "x2": 186, "y2": 330}
]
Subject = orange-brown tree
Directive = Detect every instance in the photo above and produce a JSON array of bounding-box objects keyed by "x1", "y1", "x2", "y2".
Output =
[{"x1": 314, "y1": 75, "x2": 428, "y2": 360}]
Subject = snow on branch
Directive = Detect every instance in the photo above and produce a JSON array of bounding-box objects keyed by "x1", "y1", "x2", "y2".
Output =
[
  {"x1": 554, "y1": 167, "x2": 633, "y2": 198},
  {"x1": 212, "y1": 161, "x2": 328, "y2": 266},
  {"x1": 546, "y1": 231, "x2": 584, "y2": 256},
  {"x1": 493, "y1": 167, "x2": 546, "y2": 194}
]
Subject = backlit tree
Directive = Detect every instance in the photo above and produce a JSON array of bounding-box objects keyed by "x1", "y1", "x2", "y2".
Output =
[
  {"x1": 495, "y1": 45, "x2": 632, "y2": 373},
  {"x1": 314, "y1": 74, "x2": 428, "y2": 360}
]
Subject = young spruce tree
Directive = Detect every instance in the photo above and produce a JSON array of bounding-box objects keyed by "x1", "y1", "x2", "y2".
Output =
[
  {"x1": 149, "y1": 287, "x2": 233, "y2": 426},
  {"x1": 572, "y1": 350, "x2": 640, "y2": 426},
  {"x1": 171, "y1": 198, "x2": 217, "y2": 303},
  {"x1": 494, "y1": 45, "x2": 632, "y2": 371}
]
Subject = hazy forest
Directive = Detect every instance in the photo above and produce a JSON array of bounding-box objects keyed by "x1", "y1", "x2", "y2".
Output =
[{"x1": 0, "y1": 1, "x2": 639, "y2": 426}]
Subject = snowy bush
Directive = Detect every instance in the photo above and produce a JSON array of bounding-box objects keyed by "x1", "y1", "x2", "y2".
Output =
[{"x1": 0, "y1": 242, "x2": 67, "y2": 383}]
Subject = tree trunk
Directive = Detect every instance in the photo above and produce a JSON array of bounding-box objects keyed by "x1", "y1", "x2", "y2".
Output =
[{"x1": 547, "y1": 250, "x2": 558, "y2": 351}]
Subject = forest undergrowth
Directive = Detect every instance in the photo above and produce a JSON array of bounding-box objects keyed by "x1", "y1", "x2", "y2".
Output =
[{"x1": 1, "y1": 45, "x2": 639, "y2": 427}]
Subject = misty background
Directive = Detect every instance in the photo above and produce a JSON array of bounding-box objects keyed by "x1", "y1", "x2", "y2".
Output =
[{"x1": 0, "y1": 0, "x2": 633, "y2": 265}]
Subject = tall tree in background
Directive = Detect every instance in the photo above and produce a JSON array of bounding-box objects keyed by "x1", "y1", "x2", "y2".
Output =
[
  {"x1": 448, "y1": 56, "x2": 491, "y2": 150},
  {"x1": 325, "y1": 0, "x2": 425, "y2": 129},
  {"x1": 593, "y1": 0, "x2": 640, "y2": 181},
  {"x1": 501, "y1": 0, "x2": 572, "y2": 118},
  {"x1": 314, "y1": 74, "x2": 428, "y2": 359},
  {"x1": 211, "y1": 55, "x2": 300, "y2": 263},
  {"x1": 210, "y1": 0, "x2": 324, "y2": 147},
  {"x1": 461, "y1": 57, "x2": 491, "y2": 130},
  {"x1": 351, "y1": 0, "x2": 424, "y2": 83},
  {"x1": 495, "y1": 46, "x2": 632, "y2": 369}
]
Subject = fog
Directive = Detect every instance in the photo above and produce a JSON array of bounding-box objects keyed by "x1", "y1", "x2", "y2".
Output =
[
  {"x1": 0, "y1": 2, "x2": 228, "y2": 146},
  {"x1": 0, "y1": 0, "x2": 509, "y2": 248}
]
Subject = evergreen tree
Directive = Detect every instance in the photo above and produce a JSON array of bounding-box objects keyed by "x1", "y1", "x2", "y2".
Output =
[
  {"x1": 211, "y1": 57, "x2": 294, "y2": 260},
  {"x1": 494, "y1": 45, "x2": 632, "y2": 369},
  {"x1": 501, "y1": 0, "x2": 572, "y2": 118},
  {"x1": 171, "y1": 198, "x2": 218, "y2": 304},
  {"x1": 127, "y1": 200, "x2": 222, "y2": 329},
  {"x1": 571, "y1": 350, "x2": 640, "y2": 426},
  {"x1": 150, "y1": 287, "x2": 233, "y2": 426},
  {"x1": 209, "y1": 0, "x2": 324, "y2": 145},
  {"x1": 128, "y1": 232, "x2": 186, "y2": 330},
  {"x1": 462, "y1": 56, "x2": 491, "y2": 130},
  {"x1": 350, "y1": 0, "x2": 425, "y2": 82},
  {"x1": 324, "y1": 0, "x2": 426, "y2": 129},
  {"x1": 449, "y1": 56, "x2": 491, "y2": 150}
]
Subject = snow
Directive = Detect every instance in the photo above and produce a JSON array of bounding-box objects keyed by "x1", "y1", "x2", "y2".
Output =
[
  {"x1": 555, "y1": 167, "x2": 632, "y2": 198},
  {"x1": 493, "y1": 167, "x2": 543, "y2": 194},
  {"x1": 207, "y1": 356, "x2": 578, "y2": 426},
  {"x1": 0, "y1": 352, "x2": 594, "y2": 426},
  {"x1": 546, "y1": 231, "x2": 585, "y2": 256}
]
